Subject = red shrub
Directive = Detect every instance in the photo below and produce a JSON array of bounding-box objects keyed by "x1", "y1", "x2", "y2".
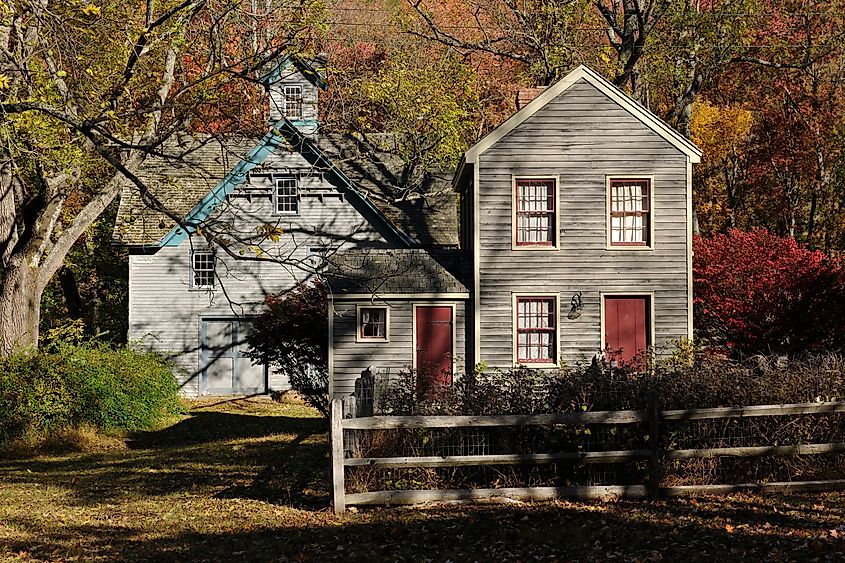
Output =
[{"x1": 693, "y1": 229, "x2": 844, "y2": 356}]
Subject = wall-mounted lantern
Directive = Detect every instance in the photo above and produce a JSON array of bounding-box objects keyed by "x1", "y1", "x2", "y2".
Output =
[{"x1": 567, "y1": 291, "x2": 583, "y2": 320}]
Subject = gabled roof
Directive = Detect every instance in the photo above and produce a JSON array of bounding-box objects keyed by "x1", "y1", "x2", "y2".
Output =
[
  {"x1": 326, "y1": 249, "x2": 469, "y2": 296},
  {"x1": 258, "y1": 54, "x2": 329, "y2": 90},
  {"x1": 461, "y1": 65, "x2": 701, "y2": 168},
  {"x1": 317, "y1": 134, "x2": 458, "y2": 248},
  {"x1": 113, "y1": 120, "x2": 417, "y2": 248},
  {"x1": 112, "y1": 125, "x2": 460, "y2": 248}
]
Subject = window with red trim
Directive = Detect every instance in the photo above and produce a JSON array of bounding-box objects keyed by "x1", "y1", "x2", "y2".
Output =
[
  {"x1": 515, "y1": 178, "x2": 556, "y2": 246},
  {"x1": 359, "y1": 307, "x2": 387, "y2": 340},
  {"x1": 515, "y1": 297, "x2": 557, "y2": 363},
  {"x1": 609, "y1": 179, "x2": 651, "y2": 246}
]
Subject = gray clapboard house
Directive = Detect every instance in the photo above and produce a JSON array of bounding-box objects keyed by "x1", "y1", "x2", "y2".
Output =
[
  {"x1": 113, "y1": 56, "x2": 460, "y2": 396},
  {"x1": 326, "y1": 65, "x2": 700, "y2": 398},
  {"x1": 115, "y1": 60, "x2": 699, "y2": 398}
]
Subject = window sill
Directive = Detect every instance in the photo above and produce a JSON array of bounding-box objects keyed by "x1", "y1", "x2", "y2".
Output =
[
  {"x1": 355, "y1": 337, "x2": 390, "y2": 344},
  {"x1": 605, "y1": 245, "x2": 654, "y2": 251},
  {"x1": 514, "y1": 362, "x2": 559, "y2": 369},
  {"x1": 511, "y1": 244, "x2": 560, "y2": 251}
]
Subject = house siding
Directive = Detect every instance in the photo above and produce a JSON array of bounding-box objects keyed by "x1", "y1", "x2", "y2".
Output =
[
  {"x1": 330, "y1": 299, "x2": 467, "y2": 399},
  {"x1": 476, "y1": 78, "x2": 690, "y2": 369},
  {"x1": 129, "y1": 149, "x2": 387, "y2": 396},
  {"x1": 268, "y1": 73, "x2": 319, "y2": 128}
]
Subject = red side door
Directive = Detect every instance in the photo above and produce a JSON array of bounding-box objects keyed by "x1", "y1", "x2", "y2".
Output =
[
  {"x1": 415, "y1": 306, "x2": 454, "y2": 393},
  {"x1": 604, "y1": 296, "x2": 650, "y2": 366}
]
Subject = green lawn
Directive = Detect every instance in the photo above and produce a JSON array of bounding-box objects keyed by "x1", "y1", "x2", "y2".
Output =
[{"x1": 1, "y1": 398, "x2": 844, "y2": 562}]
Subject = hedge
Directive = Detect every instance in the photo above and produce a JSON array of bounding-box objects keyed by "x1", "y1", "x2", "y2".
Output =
[{"x1": 0, "y1": 344, "x2": 181, "y2": 444}]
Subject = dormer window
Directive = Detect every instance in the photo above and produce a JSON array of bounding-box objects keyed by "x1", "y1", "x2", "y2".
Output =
[
  {"x1": 283, "y1": 85, "x2": 303, "y2": 119},
  {"x1": 274, "y1": 177, "x2": 298, "y2": 215}
]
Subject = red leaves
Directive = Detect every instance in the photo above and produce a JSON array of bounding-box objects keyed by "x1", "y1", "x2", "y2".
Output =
[{"x1": 693, "y1": 229, "x2": 844, "y2": 356}]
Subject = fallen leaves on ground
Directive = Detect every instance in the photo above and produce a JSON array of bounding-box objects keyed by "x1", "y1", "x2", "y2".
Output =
[{"x1": 1, "y1": 398, "x2": 843, "y2": 562}]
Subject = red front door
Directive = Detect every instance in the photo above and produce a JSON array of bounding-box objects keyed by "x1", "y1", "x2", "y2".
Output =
[
  {"x1": 604, "y1": 296, "x2": 650, "y2": 367},
  {"x1": 415, "y1": 306, "x2": 454, "y2": 393}
]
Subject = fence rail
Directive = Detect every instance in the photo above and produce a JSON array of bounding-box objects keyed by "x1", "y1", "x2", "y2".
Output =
[{"x1": 330, "y1": 398, "x2": 845, "y2": 513}]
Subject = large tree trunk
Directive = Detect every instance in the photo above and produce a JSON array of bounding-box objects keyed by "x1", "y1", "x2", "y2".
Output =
[{"x1": 0, "y1": 259, "x2": 42, "y2": 355}]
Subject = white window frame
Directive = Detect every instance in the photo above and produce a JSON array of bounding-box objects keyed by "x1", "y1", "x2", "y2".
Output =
[
  {"x1": 512, "y1": 175, "x2": 561, "y2": 251},
  {"x1": 191, "y1": 250, "x2": 216, "y2": 289},
  {"x1": 606, "y1": 175, "x2": 655, "y2": 250},
  {"x1": 512, "y1": 292, "x2": 560, "y2": 368},
  {"x1": 283, "y1": 85, "x2": 303, "y2": 119},
  {"x1": 274, "y1": 177, "x2": 299, "y2": 215},
  {"x1": 356, "y1": 305, "x2": 390, "y2": 343}
]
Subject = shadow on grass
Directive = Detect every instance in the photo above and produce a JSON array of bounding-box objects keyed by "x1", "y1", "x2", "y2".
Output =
[
  {"x1": 0, "y1": 410, "x2": 330, "y2": 508},
  {"x1": 4, "y1": 499, "x2": 844, "y2": 562},
  {"x1": 127, "y1": 411, "x2": 326, "y2": 449}
]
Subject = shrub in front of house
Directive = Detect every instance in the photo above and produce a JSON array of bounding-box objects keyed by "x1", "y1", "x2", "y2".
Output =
[
  {"x1": 347, "y1": 353, "x2": 845, "y2": 492},
  {"x1": 245, "y1": 280, "x2": 330, "y2": 417},
  {"x1": 0, "y1": 344, "x2": 181, "y2": 444},
  {"x1": 694, "y1": 229, "x2": 845, "y2": 357}
]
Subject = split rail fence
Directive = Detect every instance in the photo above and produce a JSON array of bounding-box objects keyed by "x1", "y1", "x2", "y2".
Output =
[{"x1": 329, "y1": 397, "x2": 845, "y2": 513}]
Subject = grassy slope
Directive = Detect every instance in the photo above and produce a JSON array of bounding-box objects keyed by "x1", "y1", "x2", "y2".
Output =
[{"x1": 1, "y1": 398, "x2": 844, "y2": 562}]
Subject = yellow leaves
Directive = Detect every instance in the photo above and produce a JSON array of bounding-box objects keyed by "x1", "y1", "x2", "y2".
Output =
[
  {"x1": 82, "y1": 4, "x2": 101, "y2": 16},
  {"x1": 56, "y1": 70, "x2": 68, "y2": 79},
  {"x1": 690, "y1": 99, "x2": 753, "y2": 165},
  {"x1": 0, "y1": 73, "x2": 9, "y2": 90}
]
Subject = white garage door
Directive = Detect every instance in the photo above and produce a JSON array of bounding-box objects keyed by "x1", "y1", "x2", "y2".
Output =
[{"x1": 200, "y1": 318, "x2": 267, "y2": 395}]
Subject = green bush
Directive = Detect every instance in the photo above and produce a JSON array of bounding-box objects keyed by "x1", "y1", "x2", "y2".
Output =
[{"x1": 0, "y1": 344, "x2": 181, "y2": 443}]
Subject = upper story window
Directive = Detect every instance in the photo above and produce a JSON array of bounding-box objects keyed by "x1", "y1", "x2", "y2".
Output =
[
  {"x1": 515, "y1": 296, "x2": 557, "y2": 364},
  {"x1": 609, "y1": 178, "x2": 652, "y2": 248},
  {"x1": 283, "y1": 85, "x2": 303, "y2": 119},
  {"x1": 191, "y1": 250, "x2": 215, "y2": 288},
  {"x1": 514, "y1": 178, "x2": 557, "y2": 248},
  {"x1": 274, "y1": 177, "x2": 298, "y2": 215},
  {"x1": 358, "y1": 306, "x2": 389, "y2": 342}
]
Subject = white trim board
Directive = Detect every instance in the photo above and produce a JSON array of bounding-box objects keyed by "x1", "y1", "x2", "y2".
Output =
[{"x1": 462, "y1": 65, "x2": 701, "y2": 165}]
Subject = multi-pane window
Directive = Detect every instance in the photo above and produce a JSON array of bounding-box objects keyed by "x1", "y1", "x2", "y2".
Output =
[
  {"x1": 609, "y1": 179, "x2": 651, "y2": 246},
  {"x1": 283, "y1": 85, "x2": 303, "y2": 119},
  {"x1": 359, "y1": 307, "x2": 388, "y2": 341},
  {"x1": 515, "y1": 297, "x2": 557, "y2": 364},
  {"x1": 191, "y1": 250, "x2": 215, "y2": 288},
  {"x1": 515, "y1": 178, "x2": 556, "y2": 246},
  {"x1": 274, "y1": 177, "x2": 298, "y2": 215}
]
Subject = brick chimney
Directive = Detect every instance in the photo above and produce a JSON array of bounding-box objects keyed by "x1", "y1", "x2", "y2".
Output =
[{"x1": 516, "y1": 87, "x2": 548, "y2": 110}]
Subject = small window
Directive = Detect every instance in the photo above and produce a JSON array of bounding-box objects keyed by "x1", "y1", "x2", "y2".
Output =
[
  {"x1": 609, "y1": 178, "x2": 651, "y2": 247},
  {"x1": 306, "y1": 246, "x2": 328, "y2": 273},
  {"x1": 191, "y1": 250, "x2": 215, "y2": 288},
  {"x1": 515, "y1": 296, "x2": 557, "y2": 364},
  {"x1": 283, "y1": 85, "x2": 303, "y2": 119},
  {"x1": 358, "y1": 307, "x2": 388, "y2": 342},
  {"x1": 514, "y1": 178, "x2": 556, "y2": 247},
  {"x1": 274, "y1": 177, "x2": 298, "y2": 215}
]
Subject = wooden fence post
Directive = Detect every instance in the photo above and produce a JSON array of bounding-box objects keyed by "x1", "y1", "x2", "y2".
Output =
[
  {"x1": 330, "y1": 398, "x2": 346, "y2": 514},
  {"x1": 649, "y1": 392, "x2": 662, "y2": 500}
]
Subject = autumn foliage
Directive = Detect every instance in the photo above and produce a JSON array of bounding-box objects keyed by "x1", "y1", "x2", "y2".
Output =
[
  {"x1": 693, "y1": 229, "x2": 845, "y2": 356},
  {"x1": 245, "y1": 281, "x2": 329, "y2": 416}
]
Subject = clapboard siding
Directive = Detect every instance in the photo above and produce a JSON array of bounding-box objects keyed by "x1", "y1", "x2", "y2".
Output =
[
  {"x1": 129, "y1": 150, "x2": 387, "y2": 396},
  {"x1": 268, "y1": 73, "x2": 319, "y2": 128},
  {"x1": 331, "y1": 300, "x2": 467, "y2": 398},
  {"x1": 475, "y1": 78, "x2": 691, "y2": 368}
]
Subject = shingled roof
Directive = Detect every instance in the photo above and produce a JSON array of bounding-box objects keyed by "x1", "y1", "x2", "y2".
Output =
[
  {"x1": 326, "y1": 249, "x2": 469, "y2": 296},
  {"x1": 113, "y1": 134, "x2": 259, "y2": 246},
  {"x1": 316, "y1": 134, "x2": 459, "y2": 248},
  {"x1": 113, "y1": 131, "x2": 459, "y2": 248}
]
